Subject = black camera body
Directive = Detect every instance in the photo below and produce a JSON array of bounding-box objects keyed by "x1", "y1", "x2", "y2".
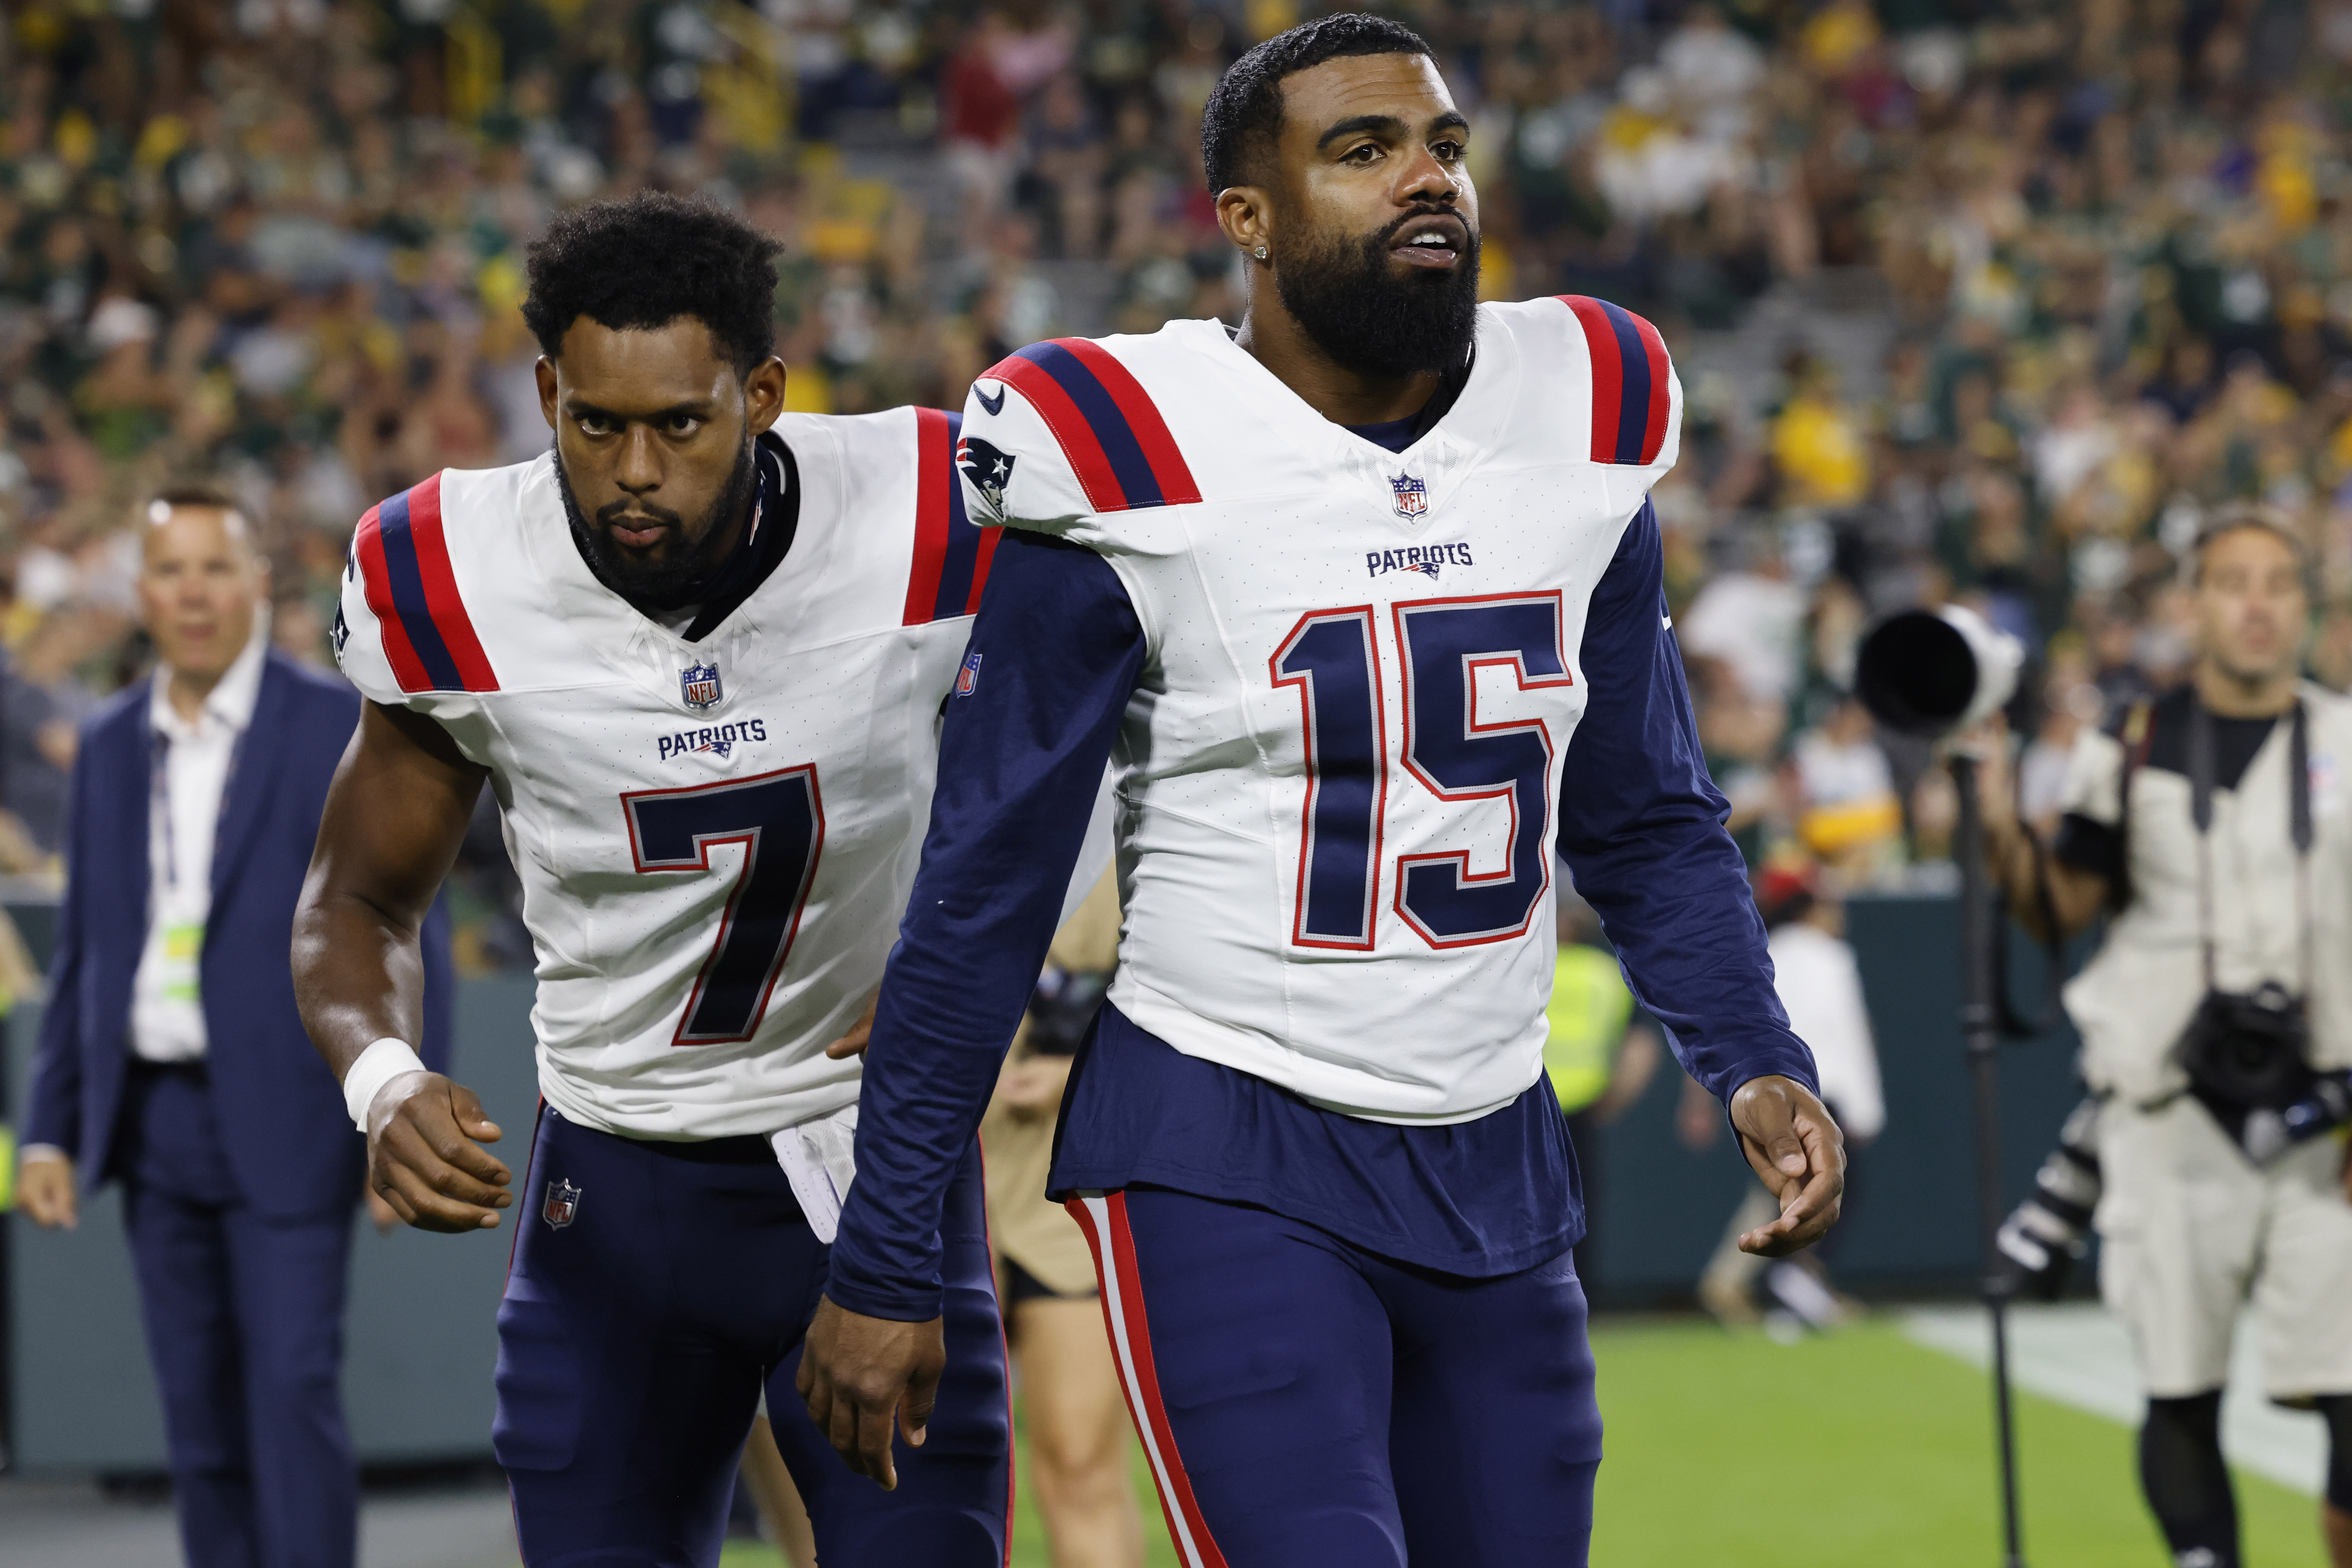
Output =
[{"x1": 2175, "y1": 980, "x2": 2316, "y2": 1114}]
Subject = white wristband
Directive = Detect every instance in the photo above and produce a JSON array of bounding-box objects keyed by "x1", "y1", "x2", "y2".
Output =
[{"x1": 343, "y1": 1038, "x2": 429, "y2": 1130}]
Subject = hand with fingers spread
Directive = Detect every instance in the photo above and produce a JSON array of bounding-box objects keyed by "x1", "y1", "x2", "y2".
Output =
[
  {"x1": 795, "y1": 1295, "x2": 945, "y2": 1489},
  {"x1": 1729, "y1": 1074, "x2": 1845, "y2": 1256},
  {"x1": 364, "y1": 1071, "x2": 510, "y2": 1232}
]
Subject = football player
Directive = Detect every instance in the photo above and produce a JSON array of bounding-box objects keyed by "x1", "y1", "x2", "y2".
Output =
[
  {"x1": 290, "y1": 194, "x2": 1017, "y2": 1566},
  {"x1": 798, "y1": 17, "x2": 1845, "y2": 1565}
]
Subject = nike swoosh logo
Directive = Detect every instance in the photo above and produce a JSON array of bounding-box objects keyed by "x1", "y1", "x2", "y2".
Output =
[{"x1": 974, "y1": 383, "x2": 1006, "y2": 417}]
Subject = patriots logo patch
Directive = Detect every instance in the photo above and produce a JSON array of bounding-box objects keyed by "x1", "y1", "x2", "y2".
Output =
[
  {"x1": 958, "y1": 436, "x2": 1017, "y2": 518},
  {"x1": 680, "y1": 661, "x2": 722, "y2": 711},
  {"x1": 1367, "y1": 543, "x2": 1475, "y2": 579},
  {"x1": 1389, "y1": 472, "x2": 1428, "y2": 518}
]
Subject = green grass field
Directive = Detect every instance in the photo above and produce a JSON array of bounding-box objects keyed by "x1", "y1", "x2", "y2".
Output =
[{"x1": 721, "y1": 1316, "x2": 2324, "y2": 1567}]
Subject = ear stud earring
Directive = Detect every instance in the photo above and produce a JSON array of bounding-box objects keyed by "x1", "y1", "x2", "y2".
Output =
[{"x1": 1254, "y1": 245, "x2": 1268, "y2": 260}]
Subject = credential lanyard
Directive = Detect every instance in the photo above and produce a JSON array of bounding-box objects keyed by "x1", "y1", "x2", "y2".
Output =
[{"x1": 2187, "y1": 693, "x2": 2311, "y2": 995}]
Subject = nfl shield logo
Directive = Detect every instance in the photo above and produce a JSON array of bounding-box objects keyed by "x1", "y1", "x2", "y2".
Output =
[
  {"x1": 1389, "y1": 472, "x2": 1428, "y2": 518},
  {"x1": 955, "y1": 650, "x2": 982, "y2": 698},
  {"x1": 680, "y1": 661, "x2": 722, "y2": 710},
  {"x1": 542, "y1": 1178, "x2": 581, "y2": 1229}
]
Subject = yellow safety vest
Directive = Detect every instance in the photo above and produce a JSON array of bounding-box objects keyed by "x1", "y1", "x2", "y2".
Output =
[{"x1": 1544, "y1": 944, "x2": 1635, "y2": 1114}]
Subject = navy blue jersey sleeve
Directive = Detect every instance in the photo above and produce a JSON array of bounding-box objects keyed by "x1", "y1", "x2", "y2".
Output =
[
  {"x1": 827, "y1": 529, "x2": 1146, "y2": 1321},
  {"x1": 1558, "y1": 500, "x2": 1818, "y2": 1104}
]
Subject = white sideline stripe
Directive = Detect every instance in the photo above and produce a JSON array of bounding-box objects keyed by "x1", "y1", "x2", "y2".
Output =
[
  {"x1": 1902, "y1": 1303, "x2": 2327, "y2": 1496},
  {"x1": 1082, "y1": 1195, "x2": 1210, "y2": 1568}
]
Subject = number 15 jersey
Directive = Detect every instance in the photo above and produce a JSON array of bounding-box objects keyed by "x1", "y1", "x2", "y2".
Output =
[
  {"x1": 334, "y1": 413, "x2": 991, "y2": 1140},
  {"x1": 956, "y1": 301, "x2": 1753, "y2": 1124},
  {"x1": 824, "y1": 302, "x2": 1821, "y2": 1319}
]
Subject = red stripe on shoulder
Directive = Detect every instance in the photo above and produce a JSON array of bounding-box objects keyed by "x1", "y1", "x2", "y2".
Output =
[
  {"x1": 1629, "y1": 310, "x2": 1671, "y2": 464},
  {"x1": 1558, "y1": 296, "x2": 1624, "y2": 465},
  {"x1": 986, "y1": 352, "x2": 1125, "y2": 514},
  {"x1": 352, "y1": 503, "x2": 432, "y2": 693},
  {"x1": 1057, "y1": 339, "x2": 1201, "y2": 506},
  {"x1": 405, "y1": 474, "x2": 499, "y2": 692},
  {"x1": 965, "y1": 526, "x2": 1002, "y2": 615},
  {"x1": 904, "y1": 407, "x2": 953, "y2": 626}
]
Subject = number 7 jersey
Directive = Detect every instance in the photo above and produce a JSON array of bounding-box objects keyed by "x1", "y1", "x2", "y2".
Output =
[
  {"x1": 334, "y1": 413, "x2": 992, "y2": 1140},
  {"x1": 958, "y1": 300, "x2": 1683, "y2": 1124}
]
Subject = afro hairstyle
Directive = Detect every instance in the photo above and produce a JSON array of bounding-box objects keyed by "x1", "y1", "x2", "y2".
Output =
[
  {"x1": 522, "y1": 192, "x2": 784, "y2": 377},
  {"x1": 1199, "y1": 12, "x2": 1435, "y2": 195}
]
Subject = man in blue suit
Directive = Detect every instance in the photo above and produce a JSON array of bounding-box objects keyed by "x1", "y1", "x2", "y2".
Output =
[{"x1": 18, "y1": 483, "x2": 452, "y2": 1568}]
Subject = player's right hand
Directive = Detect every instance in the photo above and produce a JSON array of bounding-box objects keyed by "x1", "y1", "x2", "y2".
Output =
[
  {"x1": 796, "y1": 1295, "x2": 946, "y2": 1490},
  {"x1": 365, "y1": 1072, "x2": 510, "y2": 1232},
  {"x1": 17, "y1": 1151, "x2": 79, "y2": 1229}
]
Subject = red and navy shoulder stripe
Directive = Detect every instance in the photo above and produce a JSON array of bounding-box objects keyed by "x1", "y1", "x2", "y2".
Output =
[
  {"x1": 983, "y1": 338, "x2": 1200, "y2": 514},
  {"x1": 903, "y1": 407, "x2": 999, "y2": 625},
  {"x1": 1556, "y1": 295, "x2": 1671, "y2": 467},
  {"x1": 352, "y1": 472, "x2": 499, "y2": 693}
]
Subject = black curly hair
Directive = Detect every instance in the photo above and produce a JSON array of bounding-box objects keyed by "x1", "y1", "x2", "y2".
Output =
[
  {"x1": 521, "y1": 192, "x2": 783, "y2": 377},
  {"x1": 1199, "y1": 13, "x2": 1435, "y2": 195}
]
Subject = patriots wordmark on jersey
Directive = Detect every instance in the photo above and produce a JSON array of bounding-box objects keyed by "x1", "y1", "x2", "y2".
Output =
[
  {"x1": 955, "y1": 297, "x2": 1687, "y2": 1124},
  {"x1": 335, "y1": 408, "x2": 995, "y2": 1140}
]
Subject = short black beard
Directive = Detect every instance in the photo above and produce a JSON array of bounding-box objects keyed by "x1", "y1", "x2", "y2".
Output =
[
  {"x1": 1274, "y1": 210, "x2": 1481, "y2": 380},
  {"x1": 555, "y1": 435, "x2": 758, "y2": 612}
]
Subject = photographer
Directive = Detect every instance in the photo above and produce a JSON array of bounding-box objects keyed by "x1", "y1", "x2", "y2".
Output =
[{"x1": 1982, "y1": 508, "x2": 2352, "y2": 1568}]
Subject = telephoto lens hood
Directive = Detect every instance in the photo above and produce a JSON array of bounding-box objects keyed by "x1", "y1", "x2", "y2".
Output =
[{"x1": 1853, "y1": 604, "x2": 2024, "y2": 739}]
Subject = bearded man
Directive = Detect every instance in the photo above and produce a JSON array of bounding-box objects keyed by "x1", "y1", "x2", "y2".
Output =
[{"x1": 799, "y1": 17, "x2": 1844, "y2": 1565}]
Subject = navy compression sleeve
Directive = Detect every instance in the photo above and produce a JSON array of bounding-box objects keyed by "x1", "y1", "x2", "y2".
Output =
[
  {"x1": 826, "y1": 529, "x2": 1147, "y2": 1320},
  {"x1": 1558, "y1": 500, "x2": 1819, "y2": 1104}
]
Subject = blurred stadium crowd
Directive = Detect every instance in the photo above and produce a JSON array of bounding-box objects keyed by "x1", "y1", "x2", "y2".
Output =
[{"x1": 6, "y1": 0, "x2": 2352, "y2": 966}]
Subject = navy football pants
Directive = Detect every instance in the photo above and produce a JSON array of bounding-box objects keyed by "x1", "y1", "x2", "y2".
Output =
[
  {"x1": 494, "y1": 1106, "x2": 1010, "y2": 1567},
  {"x1": 1068, "y1": 1186, "x2": 1600, "y2": 1568}
]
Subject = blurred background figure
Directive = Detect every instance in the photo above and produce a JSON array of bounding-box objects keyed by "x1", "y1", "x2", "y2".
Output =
[
  {"x1": 1686, "y1": 861, "x2": 1882, "y2": 1331},
  {"x1": 1544, "y1": 889, "x2": 1662, "y2": 1280},
  {"x1": 16, "y1": 485, "x2": 451, "y2": 1568},
  {"x1": 983, "y1": 869, "x2": 1146, "y2": 1568}
]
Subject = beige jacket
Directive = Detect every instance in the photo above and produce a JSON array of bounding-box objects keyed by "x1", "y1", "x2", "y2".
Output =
[{"x1": 2061, "y1": 682, "x2": 2352, "y2": 1105}]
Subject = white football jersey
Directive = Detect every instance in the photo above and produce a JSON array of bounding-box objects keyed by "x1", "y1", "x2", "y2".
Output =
[
  {"x1": 959, "y1": 300, "x2": 1680, "y2": 1124},
  {"x1": 336, "y1": 411, "x2": 996, "y2": 1139}
]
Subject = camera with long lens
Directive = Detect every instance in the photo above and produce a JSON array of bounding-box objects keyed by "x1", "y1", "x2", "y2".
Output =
[
  {"x1": 1853, "y1": 605, "x2": 2023, "y2": 741},
  {"x1": 1994, "y1": 1098, "x2": 2102, "y2": 1300}
]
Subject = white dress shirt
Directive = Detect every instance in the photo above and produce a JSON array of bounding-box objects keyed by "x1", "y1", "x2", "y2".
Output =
[{"x1": 128, "y1": 621, "x2": 269, "y2": 1063}]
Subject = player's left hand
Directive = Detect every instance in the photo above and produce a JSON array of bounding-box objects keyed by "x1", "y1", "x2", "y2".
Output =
[
  {"x1": 823, "y1": 991, "x2": 880, "y2": 1060},
  {"x1": 1729, "y1": 1075, "x2": 1845, "y2": 1257},
  {"x1": 795, "y1": 1295, "x2": 945, "y2": 1489}
]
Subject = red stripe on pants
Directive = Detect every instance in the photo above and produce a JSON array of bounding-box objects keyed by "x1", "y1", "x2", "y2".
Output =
[{"x1": 1066, "y1": 1194, "x2": 1229, "y2": 1568}]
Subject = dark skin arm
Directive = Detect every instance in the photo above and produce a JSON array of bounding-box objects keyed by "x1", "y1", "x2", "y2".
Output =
[{"x1": 292, "y1": 700, "x2": 511, "y2": 1232}]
